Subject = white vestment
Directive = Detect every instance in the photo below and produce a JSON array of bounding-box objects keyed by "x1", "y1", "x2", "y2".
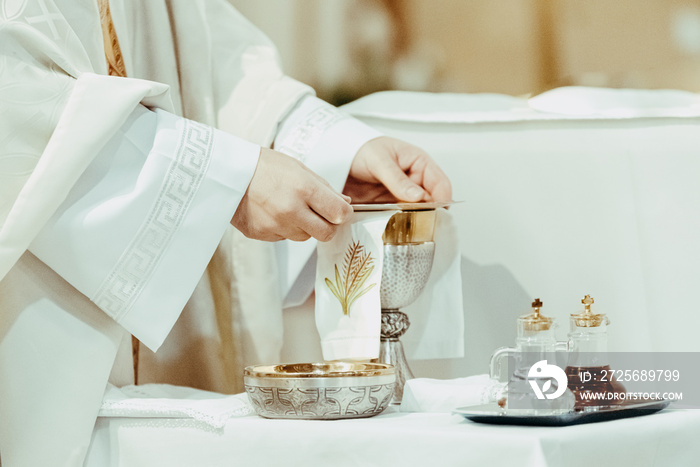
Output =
[{"x1": 0, "y1": 1, "x2": 380, "y2": 465}]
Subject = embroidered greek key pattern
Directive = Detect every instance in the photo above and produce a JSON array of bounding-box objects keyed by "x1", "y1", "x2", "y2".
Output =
[
  {"x1": 94, "y1": 119, "x2": 214, "y2": 320},
  {"x1": 275, "y1": 106, "x2": 346, "y2": 162}
]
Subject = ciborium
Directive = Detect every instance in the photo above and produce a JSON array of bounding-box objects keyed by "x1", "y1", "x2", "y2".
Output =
[{"x1": 379, "y1": 209, "x2": 437, "y2": 403}]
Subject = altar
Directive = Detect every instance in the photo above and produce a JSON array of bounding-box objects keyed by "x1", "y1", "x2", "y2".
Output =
[{"x1": 79, "y1": 88, "x2": 700, "y2": 466}]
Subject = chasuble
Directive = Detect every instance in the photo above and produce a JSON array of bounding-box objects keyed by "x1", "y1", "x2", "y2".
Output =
[{"x1": 0, "y1": 0, "x2": 380, "y2": 465}]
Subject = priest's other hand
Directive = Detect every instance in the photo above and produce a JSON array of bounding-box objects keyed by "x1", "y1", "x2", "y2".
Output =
[
  {"x1": 343, "y1": 136, "x2": 452, "y2": 204},
  {"x1": 232, "y1": 148, "x2": 353, "y2": 242}
]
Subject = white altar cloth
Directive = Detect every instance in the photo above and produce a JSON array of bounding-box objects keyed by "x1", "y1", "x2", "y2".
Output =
[{"x1": 86, "y1": 403, "x2": 700, "y2": 466}]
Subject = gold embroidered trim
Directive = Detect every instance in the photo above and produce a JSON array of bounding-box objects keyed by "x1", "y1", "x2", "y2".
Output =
[
  {"x1": 97, "y1": 0, "x2": 127, "y2": 77},
  {"x1": 97, "y1": 0, "x2": 137, "y2": 382}
]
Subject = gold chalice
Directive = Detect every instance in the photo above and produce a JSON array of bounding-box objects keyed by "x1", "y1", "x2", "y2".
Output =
[{"x1": 379, "y1": 209, "x2": 438, "y2": 403}]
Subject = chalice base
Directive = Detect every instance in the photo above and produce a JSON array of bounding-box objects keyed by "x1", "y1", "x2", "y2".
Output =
[{"x1": 379, "y1": 309, "x2": 414, "y2": 404}]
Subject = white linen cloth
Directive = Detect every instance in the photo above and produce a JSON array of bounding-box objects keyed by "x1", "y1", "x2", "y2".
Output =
[
  {"x1": 86, "y1": 403, "x2": 700, "y2": 467},
  {"x1": 99, "y1": 384, "x2": 253, "y2": 429},
  {"x1": 399, "y1": 374, "x2": 503, "y2": 413},
  {"x1": 315, "y1": 211, "x2": 394, "y2": 360},
  {"x1": 343, "y1": 86, "x2": 700, "y2": 123},
  {"x1": 528, "y1": 86, "x2": 700, "y2": 118},
  {"x1": 401, "y1": 209, "x2": 464, "y2": 359},
  {"x1": 315, "y1": 209, "x2": 464, "y2": 361}
]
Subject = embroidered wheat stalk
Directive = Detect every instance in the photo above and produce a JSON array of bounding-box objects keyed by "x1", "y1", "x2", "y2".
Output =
[{"x1": 325, "y1": 240, "x2": 376, "y2": 316}]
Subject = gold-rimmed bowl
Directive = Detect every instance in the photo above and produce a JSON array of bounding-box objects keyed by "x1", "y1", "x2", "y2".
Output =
[{"x1": 244, "y1": 362, "x2": 396, "y2": 420}]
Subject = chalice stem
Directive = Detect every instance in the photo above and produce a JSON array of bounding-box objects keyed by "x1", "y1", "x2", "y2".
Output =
[{"x1": 379, "y1": 309, "x2": 414, "y2": 404}]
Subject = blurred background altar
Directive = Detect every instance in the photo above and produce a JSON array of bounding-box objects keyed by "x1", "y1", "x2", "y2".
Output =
[
  {"x1": 230, "y1": 0, "x2": 700, "y2": 103},
  {"x1": 226, "y1": 0, "x2": 700, "y2": 378}
]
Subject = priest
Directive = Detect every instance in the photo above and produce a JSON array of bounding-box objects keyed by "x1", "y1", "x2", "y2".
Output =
[{"x1": 0, "y1": 0, "x2": 452, "y2": 465}]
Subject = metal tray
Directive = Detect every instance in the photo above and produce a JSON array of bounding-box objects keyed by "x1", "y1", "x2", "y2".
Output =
[{"x1": 454, "y1": 399, "x2": 670, "y2": 427}]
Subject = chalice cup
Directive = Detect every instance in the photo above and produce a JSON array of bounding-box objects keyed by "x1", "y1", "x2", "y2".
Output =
[{"x1": 379, "y1": 209, "x2": 437, "y2": 403}]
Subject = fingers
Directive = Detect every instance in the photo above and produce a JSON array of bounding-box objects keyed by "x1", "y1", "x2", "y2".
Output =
[
  {"x1": 309, "y1": 168, "x2": 354, "y2": 206},
  {"x1": 231, "y1": 148, "x2": 353, "y2": 242},
  {"x1": 396, "y1": 143, "x2": 453, "y2": 202},
  {"x1": 258, "y1": 184, "x2": 349, "y2": 242},
  {"x1": 274, "y1": 191, "x2": 348, "y2": 242},
  {"x1": 348, "y1": 136, "x2": 452, "y2": 204},
  {"x1": 427, "y1": 178, "x2": 452, "y2": 202},
  {"x1": 305, "y1": 181, "x2": 354, "y2": 225},
  {"x1": 297, "y1": 211, "x2": 339, "y2": 242},
  {"x1": 235, "y1": 196, "x2": 341, "y2": 243},
  {"x1": 275, "y1": 209, "x2": 343, "y2": 243},
  {"x1": 285, "y1": 228, "x2": 312, "y2": 242},
  {"x1": 302, "y1": 178, "x2": 353, "y2": 241},
  {"x1": 419, "y1": 161, "x2": 453, "y2": 202},
  {"x1": 371, "y1": 154, "x2": 427, "y2": 202}
]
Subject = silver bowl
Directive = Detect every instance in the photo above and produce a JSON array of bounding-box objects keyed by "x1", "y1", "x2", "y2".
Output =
[{"x1": 244, "y1": 362, "x2": 396, "y2": 420}]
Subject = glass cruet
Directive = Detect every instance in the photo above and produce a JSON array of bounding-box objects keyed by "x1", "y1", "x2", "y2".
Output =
[
  {"x1": 489, "y1": 299, "x2": 574, "y2": 412},
  {"x1": 564, "y1": 295, "x2": 626, "y2": 409},
  {"x1": 490, "y1": 298, "x2": 563, "y2": 382}
]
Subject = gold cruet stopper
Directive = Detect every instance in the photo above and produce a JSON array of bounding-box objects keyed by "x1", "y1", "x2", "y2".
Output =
[
  {"x1": 521, "y1": 298, "x2": 553, "y2": 332},
  {"x1": 571, "y1": 294, "x2": 610, "y2": 327}
]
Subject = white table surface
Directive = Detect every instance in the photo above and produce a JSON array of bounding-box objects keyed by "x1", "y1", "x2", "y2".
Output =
[
  {"x1": 85, "y1": 406, "x2": 700, "y2": 467},
  {"x1": 83, "y1": 88, "x2": 700, "y2": 465}
]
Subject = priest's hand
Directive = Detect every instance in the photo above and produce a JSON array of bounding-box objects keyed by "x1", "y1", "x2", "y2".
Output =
[
  {"x1": 343, "y1": 136, "x2": 452, "y2": 203},
  {"x1": 232, "y1": 148, "x2": 353, "y2": 242}
]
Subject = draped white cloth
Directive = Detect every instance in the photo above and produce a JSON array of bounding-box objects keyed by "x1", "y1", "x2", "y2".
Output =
[{"x1": 0, "y1": 1, "x2": 381, "y2": 465}]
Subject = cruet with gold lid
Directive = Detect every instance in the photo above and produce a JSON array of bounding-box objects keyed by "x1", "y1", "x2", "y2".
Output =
[
  {"x1": 489, "y1": 299, "x2": 563, "y2": 382},
  {"x1": 488, "y1": 299, "x2": 574, "y2": 412},
  {"x1": 564, "y1": 295, "x2": 626, "y2": 409}
]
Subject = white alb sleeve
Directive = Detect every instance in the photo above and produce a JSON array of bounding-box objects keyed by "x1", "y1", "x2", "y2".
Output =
[
  {"x1": 274, "y1": 96, "x2": 382, "y2": 192},
  {"x1": 29, "y1": 106, "x2": 260, "y2": 351},
  {"x1": 273, "y1": 96, "x2": 383, "y2": 307}
]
